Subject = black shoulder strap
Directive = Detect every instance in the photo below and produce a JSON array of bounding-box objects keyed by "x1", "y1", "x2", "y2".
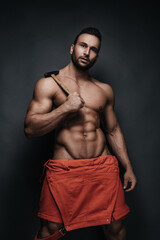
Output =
[{"x1": 44, "y1": 70, "x2": 59, "y2": 78}]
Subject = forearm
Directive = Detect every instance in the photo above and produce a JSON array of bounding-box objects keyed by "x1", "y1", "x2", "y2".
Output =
[
  {"x1": 106, "y1": 125, "x2": 133, "y2": 171},
  {"x1": 24, "y1": 103, "x2": 70, "y2": 138}
]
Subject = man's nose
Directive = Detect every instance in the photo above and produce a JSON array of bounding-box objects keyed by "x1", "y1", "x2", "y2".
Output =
[{"x1": 84, "y1": 47, "x2": 90, "y2": 56}]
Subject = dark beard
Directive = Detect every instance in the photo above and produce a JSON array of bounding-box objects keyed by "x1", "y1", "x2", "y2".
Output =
[{"x1": 71, "y1": 52, "x2": 96, "y2": 71}]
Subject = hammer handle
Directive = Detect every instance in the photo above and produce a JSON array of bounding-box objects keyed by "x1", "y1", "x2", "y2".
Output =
[{"x1": 51, "y1": 74, "x2": 70, "y2": 96}]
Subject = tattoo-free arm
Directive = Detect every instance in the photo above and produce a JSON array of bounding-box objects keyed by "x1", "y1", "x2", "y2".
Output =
[
  {"x1": 24, "y1": 78, "x2": 70, "y2": 138},
  {"x1": 102, "y1": 85, "x2": 137, "y2": 191}
]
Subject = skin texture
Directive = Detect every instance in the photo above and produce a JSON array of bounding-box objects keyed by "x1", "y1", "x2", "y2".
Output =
[{"x1": 24, "y1": 33, "x2": 137, "y2": 239}]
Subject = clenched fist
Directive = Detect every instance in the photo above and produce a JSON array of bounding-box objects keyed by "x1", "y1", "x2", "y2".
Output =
[{"x1": 64, "y1": 92, "x2": 85, "y2": 112}]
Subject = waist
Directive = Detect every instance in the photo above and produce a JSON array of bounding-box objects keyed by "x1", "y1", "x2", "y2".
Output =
[{"x1": 45, "y1": 155, "x2": 118, "y2": 169}]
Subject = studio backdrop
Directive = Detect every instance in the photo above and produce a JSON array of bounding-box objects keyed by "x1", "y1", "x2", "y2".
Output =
[{"x1": 1, "y1": 1, "x2": 160, "y2": 240}]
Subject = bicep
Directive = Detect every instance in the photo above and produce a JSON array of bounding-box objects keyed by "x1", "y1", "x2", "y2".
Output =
[{"x1": 26, "y1": 98, "x2": 53, "y2": 116}]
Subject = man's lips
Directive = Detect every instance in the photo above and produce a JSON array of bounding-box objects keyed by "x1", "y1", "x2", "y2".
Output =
[{"x1": 79, "y1": 57, "x2": 90, "y2": 63}]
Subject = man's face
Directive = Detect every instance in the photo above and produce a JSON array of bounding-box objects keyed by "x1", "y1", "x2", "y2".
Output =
[{"x1": 70, "y1": 33, "x2": 100, "y2": 71}]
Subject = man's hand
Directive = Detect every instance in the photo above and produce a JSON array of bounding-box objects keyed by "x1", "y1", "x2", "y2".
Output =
[
  {"x1": 123, "y1": 169, "x2": 137, "y2": 192},
  {"x1": 64, "y1": 92, "x2": 85, "y2": 112}
]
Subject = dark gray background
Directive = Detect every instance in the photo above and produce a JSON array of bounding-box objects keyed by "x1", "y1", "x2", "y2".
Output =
[{"x1": 1, "y1": 1, "x2": 160, "y2": 239}]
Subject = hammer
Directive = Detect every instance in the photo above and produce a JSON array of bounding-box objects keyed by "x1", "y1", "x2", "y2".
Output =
[{"x1": 51, "y1": 74, "x2": 70, "y2": 96}]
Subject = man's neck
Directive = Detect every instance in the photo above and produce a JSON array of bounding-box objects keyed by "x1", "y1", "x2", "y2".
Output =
[{"x1": 61, "y1": 61, "x2": 90, "y2": 81}]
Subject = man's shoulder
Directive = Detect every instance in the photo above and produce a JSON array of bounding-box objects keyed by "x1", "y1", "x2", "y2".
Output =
[
  {"x1": 35, "y1": 77, "x2": 55, "y2": 89},
  {"x1": 92, "y1": 77, "x2": 114, "y2": 96},
  {"x1": 33, "y1": 75, "x2": 59, "y2": 98}
]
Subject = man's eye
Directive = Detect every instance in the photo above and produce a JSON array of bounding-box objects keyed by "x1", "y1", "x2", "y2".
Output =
[
  {"x1": 80, "y1": 43, "x2": 86, "y2": 48},
  {"x1": 91, "y1": 48, "x2": 98, "y2": 53}
]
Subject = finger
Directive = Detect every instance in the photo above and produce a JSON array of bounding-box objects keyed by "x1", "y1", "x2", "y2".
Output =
[
  {"x1": 123, "y1": 178, "x2": 128, "y2": 190},
  {"x1": 79, "y1": 96, "x2": 85, "y2": 104},
  {"x1": 125, "y1": 180, "x2": 136, "y2": 192},
  {"x1": 81, "y1": 98, "x2": 85, "y2": 104},
  {"x1": 125, "y1": 186, "x2": 134, "y2": 192}
]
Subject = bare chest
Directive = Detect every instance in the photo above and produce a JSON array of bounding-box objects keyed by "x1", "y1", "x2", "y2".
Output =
[{"x1": 53, "y1": 79, "x2": 107, "y2": 112}]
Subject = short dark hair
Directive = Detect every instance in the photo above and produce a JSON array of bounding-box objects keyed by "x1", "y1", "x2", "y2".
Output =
[{"x1": 73, "y1": 27, "x2": 102, "y2": 51}]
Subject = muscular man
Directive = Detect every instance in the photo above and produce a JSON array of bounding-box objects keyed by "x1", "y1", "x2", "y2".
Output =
[{"x1": 24, "y1": 27, "x2": 137, "y2": 240}]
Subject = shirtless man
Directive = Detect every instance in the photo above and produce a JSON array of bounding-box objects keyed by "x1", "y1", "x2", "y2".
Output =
[{"x1": 24, "y1": 27, "x2": 137, "y2": 240}]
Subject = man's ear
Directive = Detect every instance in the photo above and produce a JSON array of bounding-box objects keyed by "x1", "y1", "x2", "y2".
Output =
[{"x1": 70, "y1": 44, "x2": 74, "y2": 54}]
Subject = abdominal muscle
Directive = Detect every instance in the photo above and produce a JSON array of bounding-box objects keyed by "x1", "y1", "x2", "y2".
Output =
[{"x1": 52, "y1": 110, "x2": 110, "y2": 159}]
